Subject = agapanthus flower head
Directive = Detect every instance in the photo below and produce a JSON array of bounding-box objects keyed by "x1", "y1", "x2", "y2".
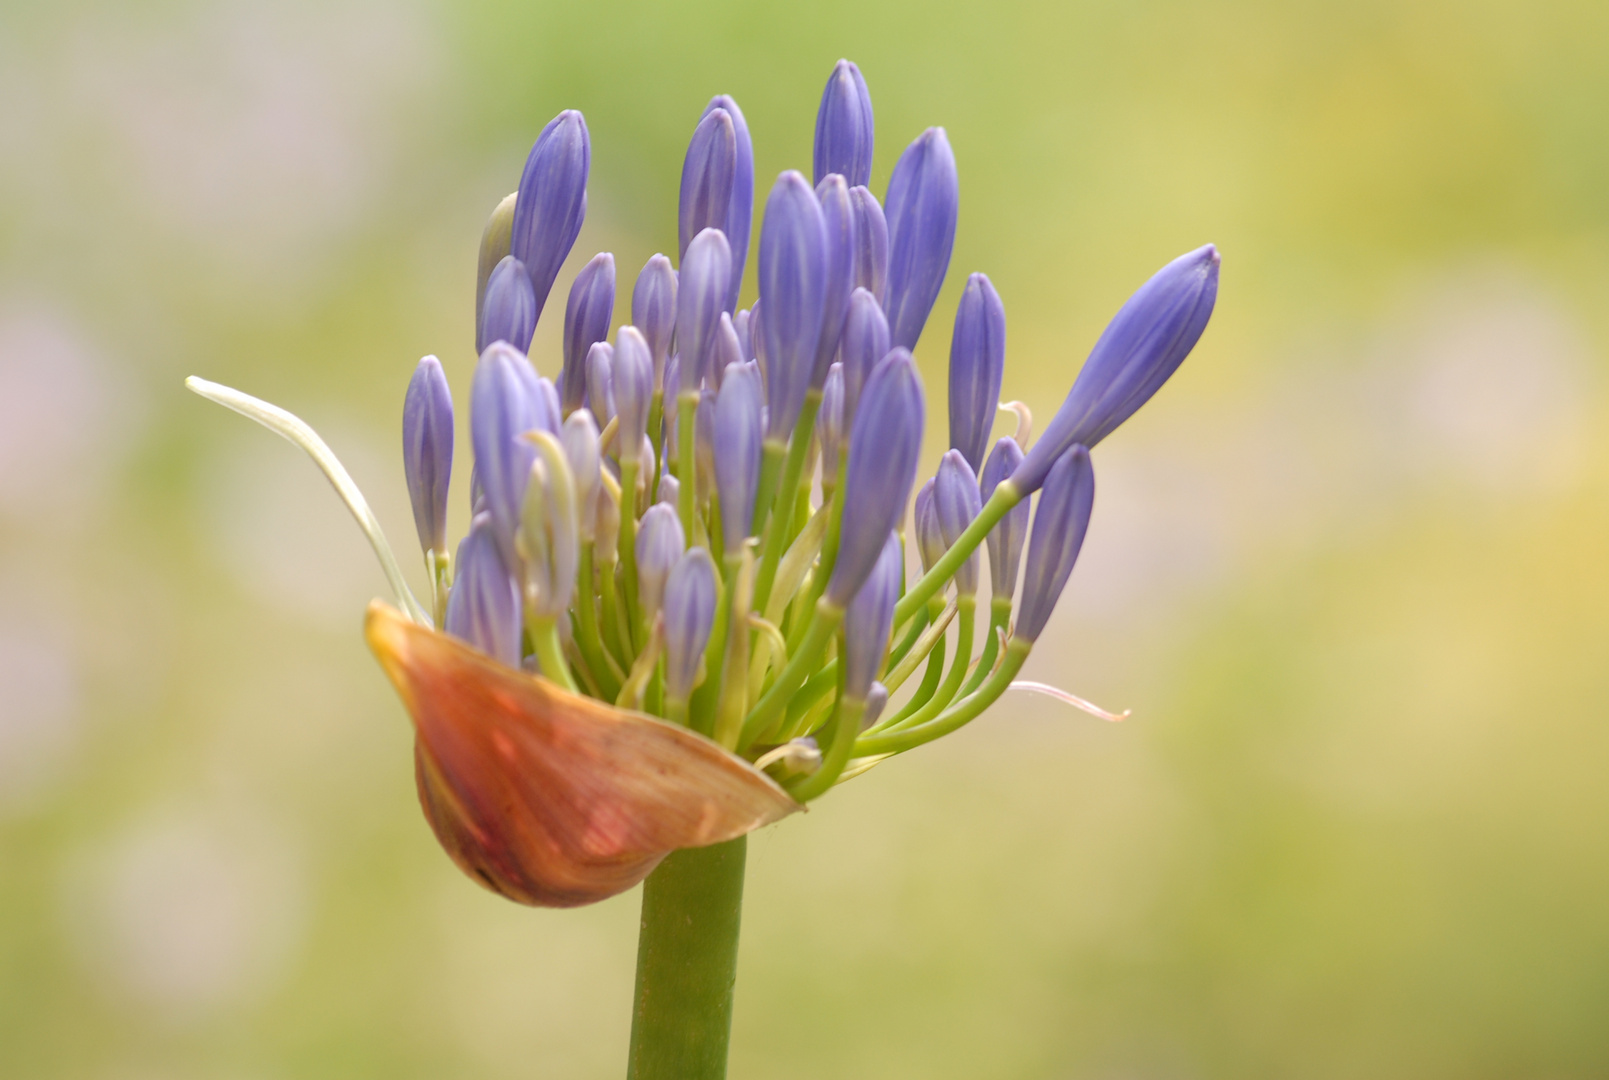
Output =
[
  {"x1": 511, "y1": 110, "x2": 590, "y2": 322},
  {"x1": 814, "y1": 59, "x2": 875, "y2": 189},
  {"x1": 883, "y1": 127, "x2": 958, "y2": 350},
  {"x1": 189, "y1": 55, "x2": 1211, "y2": 919},
  {"x1": 403, "y1": 355, "x2": 453, "y2": 557}
]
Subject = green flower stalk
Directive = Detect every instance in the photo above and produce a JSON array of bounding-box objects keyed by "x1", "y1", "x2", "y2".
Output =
[{"x1": 184, "y1": 56, "x2": 1220, "y2": 1080}]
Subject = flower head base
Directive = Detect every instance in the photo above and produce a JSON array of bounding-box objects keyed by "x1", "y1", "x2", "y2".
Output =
[{"x1": 187, "y1": 60, "x2": 1218, "y2": 908}]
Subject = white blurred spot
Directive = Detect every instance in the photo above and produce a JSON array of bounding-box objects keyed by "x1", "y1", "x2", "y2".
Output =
[
  {"x1": 0, "y1": 623, "x2": 81, "y2": 813},
  {"x1": 0, "y1": 303, "x2": 144, "y2": 521},
  {"x1": 65, "y1": 804, "x2": 306, "y2": 1021}
]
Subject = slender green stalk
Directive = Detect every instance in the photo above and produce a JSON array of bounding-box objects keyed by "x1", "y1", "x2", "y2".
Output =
[
  {"x1": 749, "y1": 440, "x2": 787, "y2": 544},
  {"x1": 787, "y1": 693, "x2": 867, "y2": 801},
  {"x1": 894, "y1": 483, "x2": 1020, "y2": 628},
  {"x1": 740, "y1": 600, "x2": 843, "y2": 748},
  {"x1": 573, "y1": 544, "x2": 621, "y2": 700},
  {"x1": 528, "y1": 617, "x2": 578, "y2": 693},
  {"x1": 677, "y1": 391, "x2": 698, "y2": 539},
  {"x1": 869, "y1": 625, "x2": 946, "y2": 734},
  {"x1": 961, "y1": 597, "x2": 1012, "y2": 697},
  {"x1": 619, "y1": 458, "x2": 642, "y2": 648},
  {"x1": 599, "y1": 557, "x2": 630, "y2": 665},
  {"x1": 646, "y1": 389, "x2": 664, "y2": 488},
  {"x1": 884, "y1": 596, "x2": 974, "y2": 732},
  {"x1": 752, "y1": 393, "x2": 821, "y2": 614},
  {"x1": 854, "y1": 638, "x2": 1031, "y2": 756},
  {"x1": 627, "y1": 838, "x2": 748, "y2": 1080}
]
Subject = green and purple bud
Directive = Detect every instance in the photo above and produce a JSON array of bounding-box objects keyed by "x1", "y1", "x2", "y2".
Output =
[
  {"x1": 703, "y1": 95, "x2": 754, "y2": 313},
  {"x1": 679, "y1": 228, "x2": 733, "y2": 393},
  {"x1": 839, "y1": 287, "x2": 888, "y2": 429},
  {"x1": 562, "y1": 253, "x2": 616, "y2": 413},
  {"x1": 663, "y1": 547, "x2": 718, "y2": 702},
  {"x1": 758, "y1": 171, "x2": 828, "y2": 441},
  {"x1": 813, "y1": 59, "x2": 874, "y2": 189},
  {"x1": 403, "y1": 355, "x2": 453, "y2": 557},
  {"x1": 813, "y1": 174, "x2": 857, "y2": 388},
  {"x1": 471, "y1": 343, "x2": 545, "y2": 568},
  {"x1": 631, "y1": 254, "x2": 677, "y2": 388},
  {"x1": 883, "y1": 127, "x2": 958, "y2": 350},
  {"x1": 679, "y1": 108, "x2": 737, "y2": 262},
  {"x1": 843, "y1": 531, "x2": 901, "y2": 698},
  {"x1": 560, "y1": 409, "x2": 602, "y2": 543},
  {"x1": 980, "y1": 436, "x2": 1029, "y2": 601},
  {"x1": 1016, "y1": 446, "x2": 1094, "y2": 642},
  {"x1": 612, "y1": 326, "x2": 654, "y2": 462},
  {"x1": 444, "y1": 514, "x2": 522, "y2": 669},
  {"x1": 1013, "y1": 245, "x2": 1219, "y2": 494},
  {"x1": 848, "y1": 186, "x2": 889, "y2": 304},
  {"x1": 714, "y1": 360, "x2": 763, "y2": 550},
  {"x1": 478, "y1": 255, "x2": 537, "y2": 355},
  {"x1": 933, "y1": 450, "x2": 982, "y2": 595},
  {"x1": 518, "y1": 432, "x2": 581, "y2": 621},
  {"x1": 826, "y1": 349, "x2": 923, "y2": 607},
  {"x1": 635, "y1": 503, "x2": 686, "y2": 621},
  {"x1": 510, "y1": 110, "x2": 590, "y2": 323},
  {"x1": 818, "y1": 363, "x2": 844, "y2": 481},
  {"x1": 948, "y1": 272, "x2": 1005, "y2": 473},
  {"x1": 584, "y1": 341, "x2": 614, "y2": 427},
  {"x1": 713, "y1": 312, "x2": 743, "y2": 389},
  {"x1": 913, "y1": 478, "x2": 943, "y2": 573}
]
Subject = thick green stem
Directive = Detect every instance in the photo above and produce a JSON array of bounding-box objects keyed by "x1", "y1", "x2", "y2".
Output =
[
  {"x1": 894, "y1": 483, "x2": 1020, "y2": 628},
  {"x1": 627, "y1": 838, "x2": 748, "y2": 1080}
]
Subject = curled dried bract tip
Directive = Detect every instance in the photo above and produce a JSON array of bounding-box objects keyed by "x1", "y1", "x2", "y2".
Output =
[
  {"x1": 365, "y1": 601, "x2": 800, "y2": 908},
  {"x1": 1008, "y1": 680, "x2": 1131, "y2": 722}
]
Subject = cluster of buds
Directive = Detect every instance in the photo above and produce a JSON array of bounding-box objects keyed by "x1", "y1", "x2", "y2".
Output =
[{"x1": 191, "y1": 59, "x2": 1217, "y2": 907}]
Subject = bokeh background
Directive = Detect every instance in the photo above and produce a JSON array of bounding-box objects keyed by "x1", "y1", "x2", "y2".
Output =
[{"x1": 4, "y1": 0, "x2": 1609, "y2": 1076}]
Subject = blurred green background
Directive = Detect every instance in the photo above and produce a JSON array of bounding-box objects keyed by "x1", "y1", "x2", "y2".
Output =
[{"x1": 3, "y1": 0, "x2": 1608, "y2": 1076}]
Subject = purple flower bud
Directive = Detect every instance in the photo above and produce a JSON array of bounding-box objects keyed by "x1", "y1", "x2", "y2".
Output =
[
  {"x1": 662, "y1": 547, "x2": 718, "y2": 702},
  {"x1": 758, "y1": 171, "x2": 828, "y2": 441},
  {"x1": 531, "y1": 375, "x2": 562, "y2": 437},
  {"x1": 472, "y1": 343, "x2": 545, "y2": 568},
  {"x1": 883, "y1": 127, "x2": 958, "y2": 350},
  {"x1": 510, "y1": 110, "x2": 590, "y2": 323},
  {"x1": 695, "y1": 388, "x2": 717, "y2": 503},
  {"x1": 839, "y1": 287, "x2": 889, "y2": 431},
  {"x1": 1014, "y1": 245, "x2": 1220, "y2": 495},
  {"x1": 848, "y1": 186, "x2": 889, "y2": 304},
  {"x1": 1016, "y1": 446, "x2": 1095, "y2": 643},
  {"x1": 913, "y1": 478, "x2": 943, "y2": 574},
  {"x1": 561, "y1": 409, "x2": 602, "y2": 543},
  {"x1": 732, "y1": 308, "x2": 754, "y2": 363},
  {"x1": 812, "y1": 175, "x2": 857, "y2": 388},
  {"x1": 475, "y1": 192, "x2": 517, "y2": 352},
  {"x1": 862, "y1": 681, "x2": 889, "y2": 730},
  {"x1": 635, "y1": 503, "x2": 686, "y2": 620},
  {"x1": 632, "y1": 254, "x2": 677, "y2": 388},
  {"x1": 827, "y1": 349, "x2": 923, "y2": 607},
  {"x1": 445, "y1": 514, "x2": 522, "y2": 668},
  {"x1": 933, "y1": 450, "x2": 982, "y2": 595},
  {"x1": 679, "y1": 228, "x2": 732, "y2": 393},
  {"x1": 584, "y1": 341, "x2": 614, "y2": 427},
  {"x1": 403, "y1": 356, "x2": 453, "y2": 556},
  {"x1": 813, "y1": 59, "x2": 874, "y2": 189},
  {"x1": 818, "y1": 363, "x2": 844, "y2": 481},
  {"x1": 679, "y1": 108, "x2": 737, "y2": 263},
  {"x1": 661, "y1": 353, "x2": 681, "y2": 457},
  {"x1": 703, "y1": 95, "x2": 754, "y2": 313},
  {"x1": 980, "y1": 437, "x2": 1029, "y2": 601},
  {"x1": 562, "y1": 252, "x2": 615, "y2": 413},
  {"x1": 842, "y1": 531, "x2": 901, "y2": 698},
  {"x1": 612, "y1": 326, "x2": 653, "y2": 459},
  {"x1": 713, "y1": 360, "x2": 763, "y2": 551},
  {"x1": 712, "y1": 312, "x2": 743, "y2": 390},
  {"x1": 478, "y1": 255, "x2": 537, "y2": 355},
  {"x1": 948, "y1": 272, "x2": 1006, "y2": 473},
  {"x1": 657, "y1": 472, "x2": 679, "y2": 507}
]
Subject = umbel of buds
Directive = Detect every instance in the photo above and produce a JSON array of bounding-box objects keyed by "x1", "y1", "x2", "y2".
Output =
[{"x1": 185, "y1": 59, "x2": 1218, "y2": 913}]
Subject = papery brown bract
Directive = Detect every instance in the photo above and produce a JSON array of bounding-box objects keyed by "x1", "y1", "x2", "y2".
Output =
[{"x1": 365, "y1": 602, "x2": 800, "y2": 908}]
